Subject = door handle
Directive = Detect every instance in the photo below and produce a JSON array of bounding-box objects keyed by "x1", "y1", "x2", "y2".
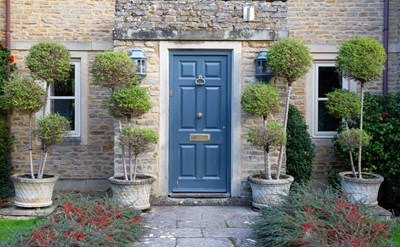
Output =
[{"x1": 197, "y1": 112, "x2": 203, "y2": 119}]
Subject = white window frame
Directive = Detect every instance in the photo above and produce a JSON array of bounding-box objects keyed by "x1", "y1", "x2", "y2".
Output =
[
  {"x1": 313, "y1": 61, "x2": 351, "y2": 138},
  {"x1": 46, "y1": 60, "x2": 81, "y2": 137}
]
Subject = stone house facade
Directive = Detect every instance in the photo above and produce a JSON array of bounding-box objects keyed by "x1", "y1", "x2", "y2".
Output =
[{"x1": 1, "y1": 0, "x2": 399, "y2": 198}]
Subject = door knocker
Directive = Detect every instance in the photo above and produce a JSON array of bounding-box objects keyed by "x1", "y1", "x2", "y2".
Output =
[{"x1": 195, "y1": 74, "x2": 206, "y2": 86}]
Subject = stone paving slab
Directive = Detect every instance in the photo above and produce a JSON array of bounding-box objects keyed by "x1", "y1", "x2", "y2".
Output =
[
  {"x1": 177, "y1": 238, "x2": 234, "y2": 247},
  {"x1": 134, "y1": 206, "x2": 262, "y2": 247},
  {"x1": 203, "y1": 228, "x2": 253, "y2": 238},
  {"x1": 0, "y1": 205, "x2": 57, "y2": 218}
]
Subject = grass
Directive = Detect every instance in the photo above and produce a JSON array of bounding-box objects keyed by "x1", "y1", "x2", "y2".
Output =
[
  {"x1": 0, "y1": 218, "x2": 46, "y2": 245},
  {"x1": 393, "y1": 223, "x2": 400, "y2": 247}
]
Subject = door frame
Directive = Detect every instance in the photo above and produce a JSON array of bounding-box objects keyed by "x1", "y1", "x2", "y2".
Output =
[{"x1": 159, "y1": 41, "x2": 242, "y2": 196}]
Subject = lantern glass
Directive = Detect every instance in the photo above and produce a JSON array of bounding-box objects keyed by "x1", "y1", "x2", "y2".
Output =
[
  {"x1": 129, "y1": 49, "x2": 147, "y2": 77},
  {"x1": 133, "y1": 59, "x2": 146, "y2": 75},
  {"x1": 255, "y1": 49, "x2": 273, "y2": 82}
]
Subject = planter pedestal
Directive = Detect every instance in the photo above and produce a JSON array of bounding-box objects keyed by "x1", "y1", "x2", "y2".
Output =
[
  {"x1": 248, "y1": 174, "x2": 294, "y2": 208},
  {"x1": 108, "y1": 175, "x2": 155, "y2": 210},
  {"x1": 11, "y1": 174, "x2": 58, "y2": 208},
  {"x1": 339, "y1": 171, "x2": 384, "y2": 206}
]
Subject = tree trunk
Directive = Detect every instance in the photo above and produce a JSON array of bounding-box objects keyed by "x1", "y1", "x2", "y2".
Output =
[
  {"x1": 28, "y1": 114, "x2": 35, "y2": 179},
  {"x1": 345, "y1": 121, "x2": 357, "y2": 177},
  {"x1": 119, "y1": 121, "x2": 128, "y2": 180},
  {"x1": 128, "y1": 146, "x2": 133, "y2": 181},
  {"x1": 357, "y1": 85, "x2": 364, "y2": 179},
  {"x1": 37, "y1": 151, "x2": 48, "y2": 179},
  {"x1": 133, "y1": 156, "x2": 138, "y2": 181},
  {"x1": 277, "y1": 83, "x2": 292, "y2": 180}
]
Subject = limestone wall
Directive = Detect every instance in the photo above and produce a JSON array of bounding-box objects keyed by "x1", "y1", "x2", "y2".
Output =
[
  {"x1": 114, "y1": 0, "x2": 288, "y2": 41},
  {"x1": 8, "y1": 0, "x2": 115, "y2": 184},
  {"x1": 288, "y1": 0, "x2": 384, "y2": 45},
  {"x1": 0, "y1": 1, "x2": 5, "y2": 41},
  {"x1": 10, "y1": 0, "x2": 114, "y2": 42}
]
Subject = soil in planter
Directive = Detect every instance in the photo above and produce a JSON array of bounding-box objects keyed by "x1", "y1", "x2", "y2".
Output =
[
  {"x1": 113, "y1": 175, "x2": 153, "y2": 180},
  {"x1": 18, "y1": 174, "x2": 55, "y2": 179},
  {"x1": 252, "y1": 174, "x2": 289, "y2": 180},
  {"x1": 344, "y1": 173, "x2": 378, "y2": 179}
]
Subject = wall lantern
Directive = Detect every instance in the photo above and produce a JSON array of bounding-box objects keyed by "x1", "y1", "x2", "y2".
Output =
[
  {"x1": 255, "y1": 48, "x2": 273, "y2": 82},
  {"x1": 129, "y1": 49, "x2": 147, "y2": 77}
]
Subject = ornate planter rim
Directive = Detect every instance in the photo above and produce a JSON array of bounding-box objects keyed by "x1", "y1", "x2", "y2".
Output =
[
  {"x1": 108, "y1": 175, "x2": 155, "y2": 186},
  {"x1": 11, "y1": 174, "x2": 59, "y2": 183},
  {"x1": 248, "y1": 174, "x2": 294, "y2": 185},
  {"x1": 338, "y1": 171, "x2": 384, "y2": 184}
]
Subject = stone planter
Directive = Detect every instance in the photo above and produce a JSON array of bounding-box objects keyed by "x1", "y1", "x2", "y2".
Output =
[
  {"x1": 11, "y1": 174, "x2": 58, "y2": 208},
  {"x1": 248, "y1": 174, "x2": 294, "y2": 208},
  {"x1": 338, "y1": 171, "x2": 384, "y2": 206},
  {"x1": 108, "y1": 175, "x2": 155, "y2": 210}
]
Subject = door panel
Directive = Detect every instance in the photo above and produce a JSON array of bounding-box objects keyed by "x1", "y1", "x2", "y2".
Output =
[{"x1": 169, "y1": 50, "x2": 231, "y2": 193}]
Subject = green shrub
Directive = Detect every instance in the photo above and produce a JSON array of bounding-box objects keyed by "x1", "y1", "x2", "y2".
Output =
[
  {"x1": 241, "y1": 83, "x2": 280, "y2": 117},
  {"x1": 92, "y1": 50, "x2": 138, "y2": 91},
  {"x1": 333, "y1": 93, "x2": 400, "y2": 204},
  {"x1": 2, "y1": 77, "x2": 46, "y2": 115},
  {"x1": 36, "y1": 113, "x2": 71, "y2": 151},
  {"x1": 247, "y1": 122, "x2": 286, "y2": 151},
  {"x1": 0, "y1": 42, "x2": 17, "y2": 112},
  {"x1": 325, "y1": 89, "x2": 360, "y2": 120},
  {"x1": 26, "y1": 41, "x2": 71, "y2": 85},
  {"x1": 108, "y1": 85, "x2": 152, "y2": 121},
  {"x1": 336, "y1": 37, "x2": 386, "y2": 84},
  {"x1": 119, "y1": 126, "x2": 158, "y2": 157},
  {"x1": 286, "y1": 105, "x2": 315, "y2": 184},
  {"x1": 267, "y1": 38, "x2": 313, "y2": 84},
  {"x1": 0, "y1": 120, "x2": 13, "y2": 197},
  {"x1": 252, "y1": 185, "x2": 393, "y2": 247}
]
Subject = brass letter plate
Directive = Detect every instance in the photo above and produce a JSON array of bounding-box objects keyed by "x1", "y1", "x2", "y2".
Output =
[{"x1": 189, "y1": 134, "x2": 210, "y2": 142}]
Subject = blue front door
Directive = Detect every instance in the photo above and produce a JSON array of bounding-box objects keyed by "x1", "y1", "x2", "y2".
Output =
[{"x1": 169, "y1": 50, "x2": 231, "y2": 193}]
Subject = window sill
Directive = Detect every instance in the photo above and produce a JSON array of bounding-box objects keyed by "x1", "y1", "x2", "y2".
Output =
[{"x1": 62, "y1": 137, "x2": 81, "y2": 145}]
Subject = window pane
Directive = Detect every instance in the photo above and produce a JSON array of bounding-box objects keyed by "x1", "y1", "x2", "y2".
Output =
[
  {"x1": 52, "y1": 99, "x2": 75, "y2": 130},
  {"x1": 318, "y1": 67, "x2": 342, "y2": 98},
  {"x1": 51, "y1": 65, "x2": 75, "y2": 96},
  {"x1": 318, "y1": 101, "x2": 340, "y2": 131}
]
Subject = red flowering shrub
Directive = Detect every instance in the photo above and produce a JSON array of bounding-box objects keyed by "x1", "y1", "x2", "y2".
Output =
[
  {"x1": 11, "y1": 194, "x2": 143, "y2": 246},
  {"x1": 252, "y1": 185, "x2": 393, "y2": 247}
]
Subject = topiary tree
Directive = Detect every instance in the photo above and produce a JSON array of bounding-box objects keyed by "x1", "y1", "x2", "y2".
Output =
[
  {"x1": 241, "y1": 83, "x2": 284, "y2": 180},
  {"x1": 326, "y1": 89, "x2": 363, "y2": 177},
  {"x1": 336, "y1": 37, "x2": 386, "y2": 178},
  {"x1": 3, "y1": 41, "x2": 72, "y2": 180},
  {"x1": 286, "y1": 105, "x2": 315, "y2": 184},
  {"x1": 2, "y1": 77, "x2": 46, "y2": 178},
  {"x1": 109, "y1": 85, "x2": 153, "y2": 181},
  {"x1": 267, "y1": 38, "x2": 313, "y2": 179},
  {"x1": 92, "y1": 50, "x2": 156, "y2": 182}
]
